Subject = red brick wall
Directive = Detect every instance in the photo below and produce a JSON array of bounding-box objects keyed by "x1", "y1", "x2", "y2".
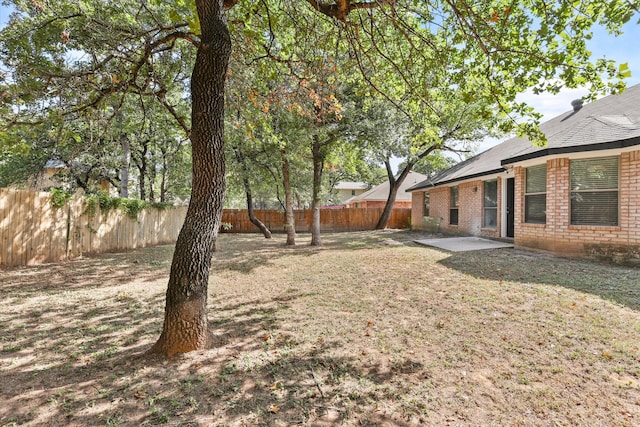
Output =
[
  {"x1": 412, "y1": 178, "x2": 502, "y2": 239},
  {"x1": 515, "y1": 151, "x2": 640, "y2": 262}
]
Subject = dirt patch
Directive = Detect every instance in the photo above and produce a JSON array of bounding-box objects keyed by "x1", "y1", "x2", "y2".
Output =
[{"x1": 1, "y1": 230, "x2": 639, "y2": 426}]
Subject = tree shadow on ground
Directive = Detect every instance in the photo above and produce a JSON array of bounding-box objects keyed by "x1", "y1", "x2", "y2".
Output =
[
  {"x1": 0, "y1": 286, "x2": 294, "y2": 425},
  {"x1": 0, "y1": 244, "x2": 174, "y2": 296},
  {"x1": 437, "y1": 247, "x2": 640, "y2": 311},
  {"x1": 1, "y1": 283, "x2": 427, "y2": 426}
]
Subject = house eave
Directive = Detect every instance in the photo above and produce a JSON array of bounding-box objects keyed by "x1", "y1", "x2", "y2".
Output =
[
  {"x1": 407, "y1": 168, "x2": 506, "y2": 192},
  {"x1": 501, "y1": 136, "x2": 640, "y2": 166}
]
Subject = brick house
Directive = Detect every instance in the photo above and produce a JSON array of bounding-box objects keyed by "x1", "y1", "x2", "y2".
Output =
[
  {"x1": 344, "y1": 172, "x2": 427, "y2": 208},
  {"x1": 407, "y1": 84, "x2": 640, "y2": 263}
]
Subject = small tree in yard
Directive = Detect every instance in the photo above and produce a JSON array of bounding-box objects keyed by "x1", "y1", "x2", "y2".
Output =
[
  {"x1": 1, "y1": 0, "x2": 635, "y2": 356},
  {"x1": 358, "y1": 93, "x2": 499, "y2": 229}
]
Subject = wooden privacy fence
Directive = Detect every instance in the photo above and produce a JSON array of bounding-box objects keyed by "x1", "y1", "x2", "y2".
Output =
[
  {"x1": 221, "y1": 207, "x2": 412, "y2": 233},
  {"x1": 0, "y1": 188, "x2": 411, "y2": 267},
  {"x1": 0, "y1": 188, "x2": 187, "y2": 268}
]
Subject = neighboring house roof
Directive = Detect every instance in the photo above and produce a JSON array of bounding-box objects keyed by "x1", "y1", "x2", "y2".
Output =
[
  {"x1": 408, "y1": 83, "x2": 640, "y2": 191},
  {"x1": 345, "y1": 172, "x2": 428, "y2": 204},
  {"x1": 335, "y1": 181, "x2": 368, "y2": 190}
]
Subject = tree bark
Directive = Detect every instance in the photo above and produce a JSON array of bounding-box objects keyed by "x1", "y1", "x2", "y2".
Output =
[
  {"x1": 281, "y1": 148, "x2": 296, "y2": 246},
  {"x1": 120, "y1": 135, "x2": 130, "y2": 198},
  {"x1": 375, "y1": 160, "x2": 412, "y2": 230},
  {"x1": 160, "y1": 148, "x2": 168, "y2": 203},
  {"x1": 310, "y1": 135, "x2": 323, "y2": 246},
  {"x1": 232, "y1": 146, "x2": 271, "y2": 238},
  {"x1": 135, "y1": 140, "x2": 149, "y2": 200},
  {"x1": 149, "y1": 0, "x2": 230, "y2": 356}
]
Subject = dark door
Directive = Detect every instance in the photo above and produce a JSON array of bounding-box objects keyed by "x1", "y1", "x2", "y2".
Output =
[{"x1": 506, "y1": 178, "x2": 515, "y2": 238}]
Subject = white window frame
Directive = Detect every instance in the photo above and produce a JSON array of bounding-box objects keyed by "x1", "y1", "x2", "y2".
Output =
[
  {"x1": 570, "y1": 156, "x2": 619, "y2": 226},
  {"x1": 483, "y1": 180, "x2": 498, "y2": 228},
  {"x1": 524, "y1": 164, "x2": 547, "y2": 224},
  {"x1": 449, "y1": 186, "x2": 459, "y2": 225}
]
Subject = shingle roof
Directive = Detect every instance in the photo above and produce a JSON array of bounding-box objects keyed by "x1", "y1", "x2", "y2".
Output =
[
  {"x1": 345, "y1": 172, "x2": 428, "y2": 204},
  {"x1": 407, "y1": 84, "x2": 640, "y2": 191},
  {"x1": 335, "y1": 181, "x2": 368, "y2": 190}
]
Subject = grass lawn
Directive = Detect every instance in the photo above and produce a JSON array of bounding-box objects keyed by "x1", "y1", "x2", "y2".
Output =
[{"x1": 1, "y1": 230, "x2": 639, "y2": 426}]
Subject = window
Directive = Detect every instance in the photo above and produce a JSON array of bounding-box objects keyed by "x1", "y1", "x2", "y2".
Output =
[
  {"x1": 449, "y1": 186, "x2": 459, "y2": 225},
  {"x1": 570, "y1": 157, "x2": 619, "y2": 226},
  {"x1": 351, "y1": 189, "x2": 356, "y2": 196},
  {"x1": 423, "y1": 192, "x2": 430, "y2": 217},
  {"x1": 483, "y1": 180, "x2": 497, "y2": 228},
  {"x1": 525, "y1": 164, "x2": 547, "y2": 224}
]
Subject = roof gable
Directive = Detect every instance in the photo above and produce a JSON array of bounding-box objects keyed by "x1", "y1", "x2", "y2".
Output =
[
  {"x1": 345, "y1": 172, "x2": 428, "y2": 203},
  {"x1": 408, "y1": 84, "x2": 640, "y2": 191}
]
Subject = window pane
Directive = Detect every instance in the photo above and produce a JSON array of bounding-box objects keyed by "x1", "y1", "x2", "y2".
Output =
[
  {"x1": 450, "y1": 186, "x2": 458, "y2": 207},
  {"x1": 526, "y1": 164, "x2": 546, "y2": 193},
  {"x1": 483, "y1": 208, "x2": 497, "y2": 228},
  {"x1": 423, "y1": 193, "x2": 430, "y2": 216},
  {"x1": 571, "y1": 157, "x2": 618, "y2": 191},
  {"x1": 483, "y1": 180, "x2": 497, "y2": 208},
  {"x1": 571, "y1": 191, "x2": 618, "y2": 226},
  {"x1": 525, "y1": 194, "x2": 546, "y2": 224},
  {"x1": 450, "y1": 208, "x2": 459, "y2": 225}
]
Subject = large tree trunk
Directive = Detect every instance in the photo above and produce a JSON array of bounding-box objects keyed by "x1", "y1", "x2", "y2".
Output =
[
  {"x1": 281, "y1": 149, "x2": 296, "y2": 246},
  {"x1": 310, "y1": 135, "x2": 323, "y2": 246},
  {"x1": 149, "y1": 0, "x2": 230, "y2": 357},
  {"x1": 375, "y1": 160, "x2": 412, "y2": 230}
]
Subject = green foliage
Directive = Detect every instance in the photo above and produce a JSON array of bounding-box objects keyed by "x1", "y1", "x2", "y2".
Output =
[
  {"x1": 121, "y1": 198, "x2": 147, "y2": 219},
  {"x1": 2, "y1": 0, "x2": 638, "y2": 221},
  {"x1": 84, "y1": 194, "x2": 99, "y2": 220},
  {"x1": 83, "y1": 191, "x2": 170, "y2": 220},
  {"x1": 50, "y1": 189, "x2": 72, "y2": 209},
  {"x1": 97, "y1": 192, "x2": 123, "y2": 215}
]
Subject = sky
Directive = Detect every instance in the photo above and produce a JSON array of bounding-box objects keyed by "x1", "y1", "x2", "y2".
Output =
[{"x1": 1, "y1": 4, "x2": 639, "y2": 157}]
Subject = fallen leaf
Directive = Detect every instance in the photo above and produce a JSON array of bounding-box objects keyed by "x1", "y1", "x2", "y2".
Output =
[{"x1": 268, "y1": 404, "x2": 280, "y2": 413}]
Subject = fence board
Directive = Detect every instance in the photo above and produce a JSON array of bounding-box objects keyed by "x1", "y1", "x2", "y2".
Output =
[
  {"x1": 220, "y1": 207, "x2": 411, "y2": 234},
  {"x1": 1, "y1": 188, "x2": 411, "y2": 268},
  {"x1": 0, "y1": 189, "x2": 187, "y2": 268}
]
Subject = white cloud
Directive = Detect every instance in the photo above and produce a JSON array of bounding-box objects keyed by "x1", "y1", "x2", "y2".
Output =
[{"x1": 517, "y1": 87, "x2": 589, "y2": 122}]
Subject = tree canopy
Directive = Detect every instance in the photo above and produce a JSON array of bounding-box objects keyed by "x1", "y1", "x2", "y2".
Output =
[{"x1": 1, "y1": 0, "x2": 637, "y2": 355}]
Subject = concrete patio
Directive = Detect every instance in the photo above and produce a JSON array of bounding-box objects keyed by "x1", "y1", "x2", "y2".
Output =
[{"x1": 414, "y1": 236, "x2": 514, "y2": 252}]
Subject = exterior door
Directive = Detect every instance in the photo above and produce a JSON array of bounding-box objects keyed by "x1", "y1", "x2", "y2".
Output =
[{"x1": 506, "y1": 178, "x2": 515, "y2": 238}]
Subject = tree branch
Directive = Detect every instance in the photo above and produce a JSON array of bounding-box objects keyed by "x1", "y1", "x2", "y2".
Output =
[{"x1": 305, "y1": 0, "x2": 395, "y2": 21}]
